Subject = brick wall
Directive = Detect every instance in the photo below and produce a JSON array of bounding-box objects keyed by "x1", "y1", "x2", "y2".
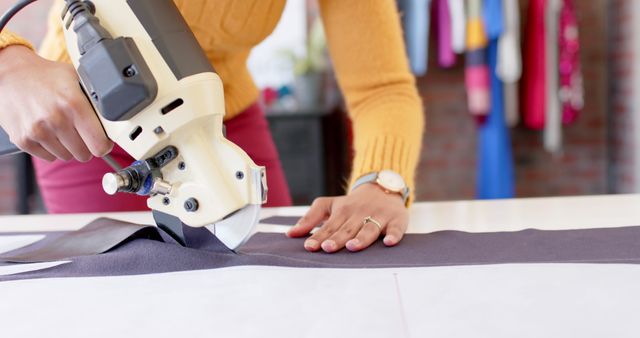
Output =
[
  {"x1": 415, "y1": 0, "x2": 609, "y2": 201},
  {"x1": 608, "y1": 0, "x2": 639, "y2": 193}
]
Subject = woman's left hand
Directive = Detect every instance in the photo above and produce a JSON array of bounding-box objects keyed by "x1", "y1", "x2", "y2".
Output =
[{"x1": 286, "y1": 183, "x2": 409, "y2": 253}]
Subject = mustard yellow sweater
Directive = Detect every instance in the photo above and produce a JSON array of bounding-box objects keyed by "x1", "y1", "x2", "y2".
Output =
[{"x1": 0, "y1": 0, "x2": 424, "y2": 201}]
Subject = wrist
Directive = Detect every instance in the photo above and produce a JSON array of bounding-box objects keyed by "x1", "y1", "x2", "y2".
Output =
[
  {"x1": 350, "y1": 170, "x2": 410, "y2": 206},
  {"x1": 352, "y1": 181, "x2": 406, "y2": 203},
  {"x1": 0, "y1": 44, "x2": 35, "y2": 63},
  {"x1": 0, "y1": 45, "x2": 37, "y2": 80},
  {"x1": 0, "y1": 30, "x2": 33, "y2": 52}
]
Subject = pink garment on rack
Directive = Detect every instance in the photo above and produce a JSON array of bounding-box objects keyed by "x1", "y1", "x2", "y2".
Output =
[
  {"x1": 465, "y1": 0, "x2": 490, "y2": 119},
  {"x1": 559, "y1": 0, "x2": 583, "y2": 125},
  {"x1": 521, "y1": 0, "x2": 546, "y2": 130},
  {"x1": 435, "y1": 0, "x2": 456, "y2": 68}
]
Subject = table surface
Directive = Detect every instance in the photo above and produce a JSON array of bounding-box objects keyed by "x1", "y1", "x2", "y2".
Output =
[
  {"x1": 2, "y1": 193, "x2": 639, "y2": 234},
  {"x1": 2, "y1": 194, "x2": 640, "y2": 338}
]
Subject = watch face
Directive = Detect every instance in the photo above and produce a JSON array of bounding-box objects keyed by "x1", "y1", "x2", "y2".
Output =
[{"x1": 376, "y1": 170, "x2": 406, "y2": 193}]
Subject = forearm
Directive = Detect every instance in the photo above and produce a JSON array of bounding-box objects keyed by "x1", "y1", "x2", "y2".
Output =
[
  {"x1": 349, "y1": 95, "x2": 424, "y2": 205},
  {"x1": 318, "y1": 0, "x2": 425, "y2": 203},
  {"x1": 0, "y1": 45, "x2": 37, "y2": 78}
]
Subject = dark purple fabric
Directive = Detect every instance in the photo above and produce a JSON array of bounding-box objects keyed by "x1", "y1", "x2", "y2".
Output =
[
  {"x1": 2, "y1": 218, "x2": 640, "y2": 282},
  {"x1": 0, "y1": 219, "x2": 165, "y2": 263},
  {"x1": 259, "y1": 216, "x2": 299, "y2": 226}
]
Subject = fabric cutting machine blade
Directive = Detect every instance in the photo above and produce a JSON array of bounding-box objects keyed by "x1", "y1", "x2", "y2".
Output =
[{"x1": 152, "y1": 204, "x2": 260, "y2": 251}]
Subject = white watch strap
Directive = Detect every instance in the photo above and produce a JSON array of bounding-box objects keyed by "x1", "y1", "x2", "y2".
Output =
[
  {"x1": 351, "y1": 172, "x2": 410, "y2": 204},
  {"x1": 351, "y1": 172, "x2": 378, "y2": 192}
]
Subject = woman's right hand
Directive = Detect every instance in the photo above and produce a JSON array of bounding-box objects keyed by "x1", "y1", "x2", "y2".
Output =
[{"x1": 0, "y1": 45, "x2": 113, "y2": 162}]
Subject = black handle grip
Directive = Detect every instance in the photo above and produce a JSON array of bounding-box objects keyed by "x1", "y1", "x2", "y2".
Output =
[{"x1": 0, "y1": 127, "x2": 20, "y2": 156}]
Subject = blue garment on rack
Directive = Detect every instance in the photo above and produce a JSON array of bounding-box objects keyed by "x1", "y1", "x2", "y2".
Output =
[
  {"x1": 477, "y1": 38, "x2": 514, "y2": 199},
  {"x1": 483, "y1": 0, "x2": 504, "y2": 40},
  {"x1": 398, "y1": 0, "x2": 431, "y2": 76}
]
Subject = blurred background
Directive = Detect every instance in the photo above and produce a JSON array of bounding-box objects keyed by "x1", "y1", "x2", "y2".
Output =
[{"x1": 0, "y1": 0, "x2": 635, "y2": 213}]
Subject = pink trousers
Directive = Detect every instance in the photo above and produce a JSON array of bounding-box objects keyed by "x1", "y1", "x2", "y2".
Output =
[{"x1": 33, "y1": 103, "x2": 292, "y2": 213}]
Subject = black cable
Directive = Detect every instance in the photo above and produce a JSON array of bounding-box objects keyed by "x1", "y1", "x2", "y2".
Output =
[{"x1": 0, "y1": 0, "x2": 38, "y2": 33}]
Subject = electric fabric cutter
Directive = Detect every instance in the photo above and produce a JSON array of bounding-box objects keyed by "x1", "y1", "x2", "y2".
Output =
[{"x1": 0, "y1": 0, "x2": 268, "y2": 249}]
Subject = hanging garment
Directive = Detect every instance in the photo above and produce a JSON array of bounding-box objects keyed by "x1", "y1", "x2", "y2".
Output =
[
  {"x1": 483, "y1": 0, "x2": 504, "y2": 39},
  {"x1": 399, "y1": 0, "x2": 432, "y2": 76},
  {"x1": 503, "y1": 83, "x2": 519, "y2": 127},
  {"x1": 544, "y1": 0, "x2": 562, "y2": 154},
  {"x1": 559, "y1": 0, "x2": 583, "y2": 125},
  {"x1": 448, "y1": 0, "x2": 466, "y2": 54},
  {"x1": 465, "y1": 0, "x2": 491, "y2": 118},
  {"x1": 435, "y1": 0, "x2": 456, "y2": 67},
  {"x1": 477, "y1": 0, "x2": 515, "y2": 199},
  {"x1": 496, "y1": 0, "x2": 522, "y2": 127},
  {"x1": 521, "y1": 0, "x2": 546, "y2": 130}
]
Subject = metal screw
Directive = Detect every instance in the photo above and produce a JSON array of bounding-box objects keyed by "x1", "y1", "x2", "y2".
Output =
[
  {"x1": 236, "y1": 171, "x2": 244, "y2": 180},
  {"x1": 123, "y1": 66, "x2": 136, "y2": 77},
  {"x1": 162, "y1": 197, "x2": 170, "y2": 205},
  {"x1": 184, "y1": 198, "x2": 199, "y2": 212},
  {"x1": 154, "y1": 126, "x2": 164, "y2": 134},
  {"x1": 178, "y1": 162, "x2": 186, "y2": 170},
  {"x1": 91, "y1": 92, "x2": 99, "y2": 101}
]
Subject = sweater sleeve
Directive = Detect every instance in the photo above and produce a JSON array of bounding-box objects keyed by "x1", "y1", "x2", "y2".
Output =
[
  {"x1": 317, "y1": 0, "x2": 425, "y2": 203},
  {"x1": 0, "y1": 29, "x2": 34, "y2": 50}
]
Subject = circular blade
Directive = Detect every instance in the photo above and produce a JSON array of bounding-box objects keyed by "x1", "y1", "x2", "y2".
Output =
[{"x1": 204, "y1": 204, "x2": 261, "y2": 250}]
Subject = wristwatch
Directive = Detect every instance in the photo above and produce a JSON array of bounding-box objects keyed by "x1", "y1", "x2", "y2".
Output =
[{"x1": 351, "y1": 170, "x2": 410, "y2": 205}]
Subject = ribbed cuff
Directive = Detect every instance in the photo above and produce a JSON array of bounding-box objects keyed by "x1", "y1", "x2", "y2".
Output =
[
  {"x1": 0, "y1": 30, "x2": 34, "y2": 51},
  {"x1": 350, "y1": 133, "x2": 418, "y2": 205}
]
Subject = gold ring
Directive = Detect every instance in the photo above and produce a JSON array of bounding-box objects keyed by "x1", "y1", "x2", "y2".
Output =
[{"x1": 363, "y1": 216, "x2": 383, "y2": 231}]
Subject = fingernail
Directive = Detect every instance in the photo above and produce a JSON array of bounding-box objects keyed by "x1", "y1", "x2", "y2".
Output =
[
  {"x1": 321, "y1": 240, "x2": 336, "y2": 252},
  {"x1": 346, "y1": 239, "x2": 360, "y2": 251},
  {"x1": 304, "y1": 239, "x2": 319, "y2": 250},
  {"x1": 287, "y1": 223, "x2": 301, "y2": 237},
  {"x1": 383, "y1": 235, "x2": 396, "y2": 246}
]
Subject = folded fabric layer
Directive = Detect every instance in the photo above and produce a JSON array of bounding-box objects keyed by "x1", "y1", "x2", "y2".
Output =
[
  {"x1": 3, "y1": 218, "x2": 640, "y2": 282},
  {"x1": 0, "y1": 219, "x2": 165, "y2": 263}
]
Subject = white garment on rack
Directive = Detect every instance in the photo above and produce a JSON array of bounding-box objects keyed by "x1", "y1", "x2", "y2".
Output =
[
  {"x1": 496, "y1": 0, "x2": 522, "y2": 82},
  {"x1": 448, "y1": 0, "x2": 466, "y2": 54},
  {"x1": 496, "y1": 0, "x2": 522, "y2": 127},
  {"x1": 544, "y1": 0, "x2": 562, "y2": 153}
]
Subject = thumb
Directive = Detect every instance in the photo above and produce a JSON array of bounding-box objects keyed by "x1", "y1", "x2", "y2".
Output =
[{"x1": 287, "y1": 197, "x2": 333, "y2": 237}]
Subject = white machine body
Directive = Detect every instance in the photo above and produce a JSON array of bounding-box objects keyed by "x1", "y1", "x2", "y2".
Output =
[{"x1": 59, "y1": 0, "x2": 266, "y2": 248}]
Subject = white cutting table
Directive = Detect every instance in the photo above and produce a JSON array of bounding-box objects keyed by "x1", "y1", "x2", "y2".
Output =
[{"x1": 1, "y1": 194, "x2": 640, "y2": 338}]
